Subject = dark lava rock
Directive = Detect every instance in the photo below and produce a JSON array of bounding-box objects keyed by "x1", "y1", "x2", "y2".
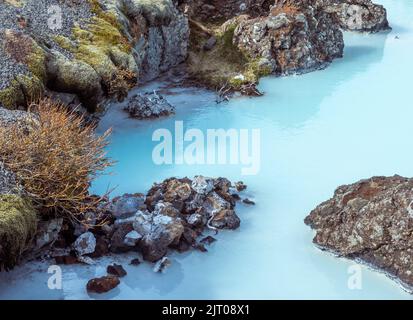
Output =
[
  {"x1": 203, "y1": 36, "x2": 217, "y2": 51},
  {"x1": 105, "y1": 176, "x2": 252, "y2": 262},
  {"x1": 231, "y1": 193, "x2": 241, "y2": 201},
  {"x1": 107, "y1": 264, "x2": 127, "y2": 277},
  {"x1": 243, "y1": 198, "x2": 255, "y2": 205},
  {"x1": 305, "y1": 175, "x2": 413, "y2": 291},
  {"x1": 130, "y1": 258, "x2": 141, "y2": 266},
  {"x1": 55, "y1": 255, "x2": 78, "y2": 265},
  {"x1": 235, "y1": 181, "x2": 247, "y2": 192},
  {"x1": 89, "y1": 236, "x2": 110, "y2": 258},
  {"x1": 194, "y1": 243, "x2": 208, "y2": 252},
  {"x1": 110, "y1": 223, "x2": 135, "y2": 253},
  {"x1": 108, "y1": 193, "x2": 145, "y2": 219},
  {"x1": 86, "y1": 275, "x2": 120, "y2": 294},
  {"x1": 210, "y1": 209, "x2": 241, "y2": 230},
  {"x1": 200, "y1": 236, "x2": 217, "y2": 245},
  {"x1": 124, "y1": 92, "x2": 175, "y2": 120}
]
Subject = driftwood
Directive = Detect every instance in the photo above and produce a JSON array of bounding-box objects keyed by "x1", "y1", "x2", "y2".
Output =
[
  {"x1": 216, "y1": 82, "x2": 263, "y2": 103},
  {"x1": 240, "y1": 83, "x2": 264, "y2": 97}
]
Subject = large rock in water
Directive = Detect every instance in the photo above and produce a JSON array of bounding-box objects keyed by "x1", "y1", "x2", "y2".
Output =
[
  {"x1": 86, "y1": 275, "x2": 120, "y2": 294},
  {"x1": 305, "y1": 176, "x2": 413, "y2": 291},
  {"x1": 233, "y1": 1, "x2": 344, "y2": 75},
  {"x1": 124, "y1": 92, "x2": 175, "y2": 119}
]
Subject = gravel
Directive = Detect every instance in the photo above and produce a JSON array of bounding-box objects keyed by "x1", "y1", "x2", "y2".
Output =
[{"x1": 0, "y1": 0, "x2": 94, "y2": 90}]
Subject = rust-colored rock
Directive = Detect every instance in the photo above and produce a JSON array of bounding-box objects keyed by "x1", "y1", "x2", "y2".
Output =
[
  {"x1": 305, "y1": 175, "x2": 413, "y2": 291},
  {"x1": 86, "y1": 275, "x2": 120, "y2": 294}
]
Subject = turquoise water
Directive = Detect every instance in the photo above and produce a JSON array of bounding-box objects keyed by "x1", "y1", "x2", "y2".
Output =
[{"x1": 1, "y1": 0, "x2": 413, "y2": 300}]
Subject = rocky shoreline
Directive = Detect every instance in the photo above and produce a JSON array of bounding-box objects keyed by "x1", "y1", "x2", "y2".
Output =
[
  {"x1": 3, "y1": 0, "x2": 412, "y2": 298},
  {"x1": 0, "y1": 0, "x2": 391, "y2": 112},
  {"x1": 0, "y1": 164, "x2": 254, "y2": 292}
]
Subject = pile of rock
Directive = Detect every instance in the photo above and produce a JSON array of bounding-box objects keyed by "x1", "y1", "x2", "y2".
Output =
[
  {"x1": 305, "y1": 175, "x2": 413, "y2": 292},
  {"x1": 124, "y1": 92, "x2": 175, "y2": 120},
  {"x1": 51, "y1": 176, "x2": 253, "y2": 269}
]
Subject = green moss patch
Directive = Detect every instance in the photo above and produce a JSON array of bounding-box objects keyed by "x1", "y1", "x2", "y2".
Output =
[
  {"x1": 0, "y1": 195, "x2": 38, "y2": 271},
  {"x1": 0, "y1": 75, "x2": 44, "y2": 109},
  {"x1": 188, "y1": 23, "x2": 271, "y2": 91}
]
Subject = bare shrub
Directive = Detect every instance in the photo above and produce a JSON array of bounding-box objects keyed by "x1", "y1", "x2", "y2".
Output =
[
  {"x1": 0, "y1": 98, "x2": 113, "y2": 220},
  {"x1": 107, "y1": 68, "x2": 137, "y2": 102}
]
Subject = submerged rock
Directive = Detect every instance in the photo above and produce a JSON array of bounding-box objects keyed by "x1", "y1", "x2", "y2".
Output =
[
  {"x1": 305, "y1": 175, "x2": 413, "y2": 291},
  {"x1": 124, "y1": 92, "x2": 175, "y2": 120},
  {"x1": 243, "y1": 198, "x2": 255, "y2": 205},
  {"x1": 86, "y1": 275, "x2": 120, "y2": 294},
  {"x1": 130, "y1": 258, "x2": 141, "y2": 266}
]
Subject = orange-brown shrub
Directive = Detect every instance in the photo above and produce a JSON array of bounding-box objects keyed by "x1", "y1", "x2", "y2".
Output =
[
  {"x1": 0, "y1": 98, "x2": 113, "y2": 220},
  {"x1": 107, "y1": 68, "x2": 138, "y2": 102}
]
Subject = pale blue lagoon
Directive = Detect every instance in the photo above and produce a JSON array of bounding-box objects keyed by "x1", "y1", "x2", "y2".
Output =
[{"x1": 1, "y1": 0, "x2": 413, "y2": 300}]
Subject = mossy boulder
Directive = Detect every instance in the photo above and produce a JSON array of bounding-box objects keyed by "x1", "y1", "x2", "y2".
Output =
[
  {"x1": 46, "y1": 52, "x2": 103, "y2": 111},
  {"x1": 0, "y1": 195, "x2": 38, "y2": 271},
  {"x1": 0, "y1": 75, "x2": 44, "y2": 109},
  {"x1": 0, "y1": 0, "x2": 189, "y2": 110}
]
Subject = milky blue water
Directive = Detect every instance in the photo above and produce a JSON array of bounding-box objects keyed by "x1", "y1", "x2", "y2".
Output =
[{"x1": 1, "y1": 0, "x2": 413, "y2": 300}]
